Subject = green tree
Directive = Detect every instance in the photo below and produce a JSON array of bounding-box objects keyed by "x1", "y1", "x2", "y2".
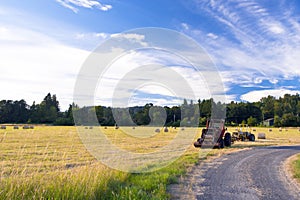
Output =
[
  {"x1": 247, "y1": 116, "x2": 257, "y2": 126},
  {"x1": 260, "y1": 95, "x2": 275, "y2": 120}
]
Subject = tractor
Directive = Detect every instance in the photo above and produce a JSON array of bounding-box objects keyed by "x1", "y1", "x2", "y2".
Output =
[
  {"x1": 194, "y1": 119, "x2": 232, "y2": 149},
  {"x1": 231, "y1": 124, "x2": 255, "y2": 142}
]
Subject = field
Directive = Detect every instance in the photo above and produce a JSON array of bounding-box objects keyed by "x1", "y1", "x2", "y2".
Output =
[{"x1": 0, "y1": 126, "x2": 300, "y2": 199}]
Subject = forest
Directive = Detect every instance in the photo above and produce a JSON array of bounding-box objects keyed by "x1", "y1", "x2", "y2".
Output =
[{"x1": 0, "y1": 93, "x2": 299, "y2": 127}]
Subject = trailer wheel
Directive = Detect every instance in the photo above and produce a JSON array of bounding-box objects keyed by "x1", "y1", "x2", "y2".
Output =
[
  {"x1": 241, "y1": 136, "x2": 245, "y2": 141},
  {"x1": 249, "y1": 134, "x2": 255, "y2": 142},
  {"x1": 219, "y1": 138, "x2": 224, "y2": 149},
  {"x1": 224, "y1": 132, "x2": 231, "y2": 147}
]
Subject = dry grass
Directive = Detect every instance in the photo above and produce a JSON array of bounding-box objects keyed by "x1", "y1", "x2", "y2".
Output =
[
  {"x1": 227, "y1": 126, "x2": 300, "y2": 146},
  {"x1": 0, "y1": 126, "x2": 201, "y2": 199},
  {"x1": 0, "y1": 125, "x2": 299, "y2": 199}
]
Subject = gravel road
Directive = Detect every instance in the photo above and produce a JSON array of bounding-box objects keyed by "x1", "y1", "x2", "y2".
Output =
[{"x1": 169, "y1": 146, "x2": 300, "y2": 200}]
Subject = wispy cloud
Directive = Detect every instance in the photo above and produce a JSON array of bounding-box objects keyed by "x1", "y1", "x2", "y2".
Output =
[
  {"x1": 182, "y1": 0, "x2": 300, "y2": 101},
  {"x1": 55, "y1": 0, "x2": 112, "y2": 13}
]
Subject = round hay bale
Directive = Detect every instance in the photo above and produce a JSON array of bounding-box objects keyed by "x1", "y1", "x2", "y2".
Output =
[
  {"x1": 155, "y1": 128, "x2": 160, "y2": 133},
  {"x1": 115, "y1": 125, "x2": 119, "y2": 129},
  {"x1": 13, "y1": 126, "x2": 19, "y2": 129},
  {"x1": 23, "y1": 125, "x2": 30, "y2": 129},
  {"x1": 132, "y1": 127, "x2": 135, "y2": 129},
  {"x1": 29, "y1": 126, "x2": 34, "y2": 129},
  {"x1": 268, "y1": 128, "x2": 272, "y2": 132},
  {"x1": 181, "y1": 127, "x2": 185, "y2": 131},
  {"x1": 164, "y1": 127, "x2": 169, "y2": 132},
  {"x1": 0, "y1": 125, "x2": 6, "y2": 129},
  {"x1": 85, "y1": 127, "x2": 88, "y2": 129},
  {"x1": 252, "y1": 128, "x2": 256, "y2": 132},
  {"x1": 89, "y1": 126, "x2": 93, "y2": 129},
  {"x1": 104, "y1": 126, "x2": 107, "y2": 129},
  {"x1": 257, "y1": 133, "x2": 266, "y2": 139}
]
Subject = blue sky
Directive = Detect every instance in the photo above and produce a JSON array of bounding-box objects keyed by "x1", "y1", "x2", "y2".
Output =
[{"x1": 1, "y1": 0, "x2": 300, "y2": 110}]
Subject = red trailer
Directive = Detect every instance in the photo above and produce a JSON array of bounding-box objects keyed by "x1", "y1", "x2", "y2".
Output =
[{"x1": 194, "y1": 119, "x2": 232, "y2": 148}]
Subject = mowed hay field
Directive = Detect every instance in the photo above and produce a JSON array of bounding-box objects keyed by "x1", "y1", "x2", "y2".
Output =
[
  {"x1": 227, "y1": 126, "x2": 300, "y2": 146},
  {"x1": 0, "y1": 126, "x2": 203, "y2": 199},
  {"x1": 0, "y1": 126, "x2": 300, "y2": 199}
]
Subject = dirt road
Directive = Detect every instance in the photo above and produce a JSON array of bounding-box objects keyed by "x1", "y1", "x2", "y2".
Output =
[{"x1": 169, "y1": 146, "x2": 300, "y2": 200}]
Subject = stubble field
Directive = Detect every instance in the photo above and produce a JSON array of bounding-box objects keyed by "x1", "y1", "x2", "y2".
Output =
[{"x1": 0, "y1": 125, "x2": 299, "y2": 199}]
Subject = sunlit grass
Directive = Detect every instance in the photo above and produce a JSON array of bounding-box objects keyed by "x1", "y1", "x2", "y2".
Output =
[
  {"x1": 0, "y1": 126, "x2": 201, "y2": 199},
  {"x1": 292, "y1": 154, "x2": 300, "y2": 182},
  {"x1": 0, "y1": 125, "x2": 299, "y2": 199},
  {"x1": 227, "y1": 126, "x2": 300, "y2": 145}
]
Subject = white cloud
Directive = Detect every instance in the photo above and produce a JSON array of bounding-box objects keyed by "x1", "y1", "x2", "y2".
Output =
[
  {"x1": 55, "y1": 0, "x2": 112, "y2": 13},
  {"x1": 181, "y1": 23, "x2": 189, "y2": 30},
  {"x1": 240, "y1": 89, "x2": 300, "y2": 102},
  {"x1": 183, "y1": 0, "x2": 300, "y2": 89},
  {"x1": 268, "y1": 23, "x2": 285, "y2": 34},
  {"x1": 207, "y1": 33, "x2": 218, "y2": 39},
  {"x1": 94, "y1": 49, "x2": 219, "y2": 107},
  {"x1": 110, "y1": 33, "x2": 148, "y2": 47},
  {"x1": 0, "y1": 25, "x2": 90, "y2": 110}
]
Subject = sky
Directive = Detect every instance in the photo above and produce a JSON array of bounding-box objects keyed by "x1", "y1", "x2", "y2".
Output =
[{"x1": 1, "y1": 0, "x2": 300, "y2": 110}]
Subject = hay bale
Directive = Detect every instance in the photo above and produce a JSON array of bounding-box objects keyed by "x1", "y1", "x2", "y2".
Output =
[
  {"x1": 181, "y1": 127, "x2": 185, "y2": 131},
  {"x1": 85, "y1": 127, "x2": 88, "y2": 129},
  {"x1": 23, "y1": 125, "x2": 30, "y2": 129},
  {"x1": 164, "y1": 127, "x2": 169, "y2": 132},
  {"x1": 268, "y1": 128, "x2": 272, "y2": 132},
  {"x1": 0, "y1": 125, "x2": 6, "y2": 129},
  {"x1": 104, "y1": 126, "x2": 107, "y2": 129},
  {"x1": 13, "y1": 126, "x2": 19, "y2": 129},
  {"x1": 132, "y1": 127, "x2": 135, "y2": 129},
  {"x1": 155, "y1": 128, "x2": 160, "y2": 133},
  {"x1": 89, "y1": 126, "x2": 93, "y2": 129},
  {"x1": 258, "y1": 133, "x2": 266, "y2": 139},
  {"x1": 29, "y1": 126, "x2": 34, "y2": 129},
  {"x1": 115, "y1": 125, "x2": 119, "y2": 129},
  {"x1": 252, "y1": 128, "x2": 256, "y2": 132}
]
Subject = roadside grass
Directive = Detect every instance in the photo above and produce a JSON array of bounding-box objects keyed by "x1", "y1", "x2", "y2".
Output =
[
  {"x1": 0, "y1": 126, "x2": 299, "y2": 199},
  {"x1": 292, "y1": 154, "x2": 300, "y2": 182}
]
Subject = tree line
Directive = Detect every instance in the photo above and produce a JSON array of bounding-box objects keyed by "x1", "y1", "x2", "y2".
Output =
[{"x1": 0, "y1": 93, "x2": 299, "y2": 127}]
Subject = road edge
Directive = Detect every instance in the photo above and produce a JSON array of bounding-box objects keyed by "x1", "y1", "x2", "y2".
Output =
[
  {"x1": 167, "y1": 147, "x2": 252, "y2": 199},
  {"x1": 282, "y1": 152, "x2": 300, "y2": 199}
]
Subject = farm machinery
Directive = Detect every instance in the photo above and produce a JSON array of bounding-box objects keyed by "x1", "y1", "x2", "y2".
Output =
[
  {"x1": 194, "y1": 119, "x2": 232, "y2": 149},
  {"x1": 194, "y1": 120, "x2": 255, "y2": 149},
  {"x1": 231, "y1": 124, "x2": 255, "y2": 142}
]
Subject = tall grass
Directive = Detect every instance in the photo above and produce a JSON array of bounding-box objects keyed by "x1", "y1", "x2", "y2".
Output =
[
  {"x1": 0, "y1": 126, "x2": 202, "y2": 199},
  {"x1": 292, "y1": 154, "x2": 300, "y2": 181},
  {"x1": 1, "y1": 126, "x2": 299, "y2": 199}
]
